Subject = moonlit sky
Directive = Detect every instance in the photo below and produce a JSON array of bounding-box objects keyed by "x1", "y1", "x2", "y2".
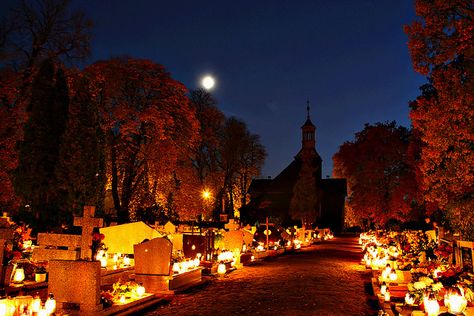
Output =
[{"x1": 2, "y1": 0, "x2": 426, "y2": 178}]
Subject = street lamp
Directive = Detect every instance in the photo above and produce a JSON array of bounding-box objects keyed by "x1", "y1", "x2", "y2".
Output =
[{"x1": 202, "y1": 189, "x2": 211, "y2": 200}]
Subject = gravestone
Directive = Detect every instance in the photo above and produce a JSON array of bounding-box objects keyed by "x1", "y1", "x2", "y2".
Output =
[
  {"x1": 183, "y1": 235, "x2": 206, "y2": 259},
  {"x1": 134, "y1": 237, "x2": 202, "y2": 293},
  {"x1": 242, "y1": 230, "x2": 254, "y2": 247},
  {"x1": 48, "y1": 260, "x2": 102, "y2": 314},
  {"x1": 455, "y1": 240, "x2": 474, "y2": 272},
  {"x1": 100, "y1": 221, "x2": 163, "y2": 255},
  {"x1": 224, "y1": 219, "x2": 240, "y2": 231},
  {"x1": 32, "y1": 233, "x2": 81, "y2": 261},
  {"x1": 134, "y1": 238, "x2": 172, "y2": 276},
  {"x1": 73, "y1": 206, "x2": 104, "y2": 260},
  {"x1": 223, "y1": 230, "x2": 244, "y2": 252}
]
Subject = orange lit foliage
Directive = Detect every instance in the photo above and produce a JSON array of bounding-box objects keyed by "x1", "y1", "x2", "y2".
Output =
[
  {"x1": 333, "y1": 122, "x2": 419, "y2": 228},
  {"x1": 405, "y1": 0, "x2": 474, "y2": 238},
  {"x1": 85, "y1": 58, "x2": 199, "y2": 223}
]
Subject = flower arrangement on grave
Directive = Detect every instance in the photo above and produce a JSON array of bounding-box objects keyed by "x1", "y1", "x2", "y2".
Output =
[
  {"x1": 407, "y1": 275, "x2": 444, "y2": 304},
  {"x1": 433, "y1": 243, "x2": 453, "y2": 263},
  {"x1": 100, "y1": 280, "x2": 147, "y2": 306},
  {"x1": 91, "y1": 231, "x2": 107, "y2": 261}
]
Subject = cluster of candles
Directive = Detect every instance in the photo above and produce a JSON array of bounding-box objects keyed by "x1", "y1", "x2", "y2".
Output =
[
  {"x1": 361, "y1": 233, "x2": 469, "y2": 316},
  {"x1": 95, "y1": 251, "x2": 132, "y2": 269},
  {"x1": 172, "y1": 254, "x2": 201, "y2": 274},
  {"x1": 380, "y1": 264, "x2": 398, "y2": 282},
  {"x1": 0, "y1": 293, "x2": 56, "y2": 316}
]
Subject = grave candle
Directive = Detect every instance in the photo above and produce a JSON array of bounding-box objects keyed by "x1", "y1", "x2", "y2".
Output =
[
  {"x1": 31, "y1": 295, "x2": 41, "y2": 313},
  {"x1": 38, "y1": 308, "x2": 48, "y2": 316},
  {"x1": 136, "y1": 284, "x2": 146, "y2": 297},
  {"x1": 45, "y1": 293, "x2": 56, "y2": 314},
  {"x1": 389, "y1": 269, "x2": 397, "y2": 282},
  {"x1": 445, "y1": 287, "x2": 467, "y2": 315},
  {"x1": 423, "y1": 294, "x2": 439, "y2": 316},
  {"x1": 405, "y1": 293, "x2": 415, "y2": 305},
  {"x1": 384, "y1": 289, "x2": 390, "y2": 302},
  {"x1": 12, "y1": 268, "x2": 25, "y2": 284},
  {"x1": 123, "y1": 256, "x2": 131, "y2": 266},
  {"x1": 0, "y1": 300, "x2": 6, "y2": 316},
  {"x1": 380, "y1": 282, "x2": 387, "y2": 295},
  {"x1": 217, "y1": 262, "x2": 226, "y2": 276}
]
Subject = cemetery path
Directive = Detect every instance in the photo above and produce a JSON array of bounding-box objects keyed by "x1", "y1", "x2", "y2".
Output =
[{"x1": 142, "y1": 236, "x2": 378, "y2": 316}]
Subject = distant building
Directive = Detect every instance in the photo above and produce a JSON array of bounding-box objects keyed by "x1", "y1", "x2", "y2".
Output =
[{"x1": 240, "y1": 104, "x2": 347, "y2": 232}]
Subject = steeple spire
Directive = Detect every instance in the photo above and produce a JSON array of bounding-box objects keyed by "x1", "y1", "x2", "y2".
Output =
[
  {"x1": 306, "y1": 99, "x2": 310, "y2": 120},
  {"x1": 301, "y1": 100, "x2": 316, "y2": 152}
]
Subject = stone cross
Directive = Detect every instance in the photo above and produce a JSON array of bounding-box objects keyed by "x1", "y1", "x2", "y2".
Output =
[
  {"x1": 224, "y1": 219, "x2": 240, "y2": 231},
  {"x1": 73, "y1": 206, "x2": 103, "y2": 260}
]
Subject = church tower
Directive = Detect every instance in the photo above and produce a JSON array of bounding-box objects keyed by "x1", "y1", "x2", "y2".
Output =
[
  {"x1": 298, "y1": 101, "x2": 322, "y2": 180},
  {"x1": 301, "y1": 101, "x2": 316, "y2": 151}
]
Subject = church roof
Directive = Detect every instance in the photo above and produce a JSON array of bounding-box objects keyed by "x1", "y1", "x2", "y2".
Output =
[{"x1": 301, "y1": 117, "x2": 315, "y2": 128}]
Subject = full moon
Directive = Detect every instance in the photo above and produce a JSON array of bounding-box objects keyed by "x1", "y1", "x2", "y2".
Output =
[{"x1": 201, "y1": 75, "x2": 215, "y2": 90}]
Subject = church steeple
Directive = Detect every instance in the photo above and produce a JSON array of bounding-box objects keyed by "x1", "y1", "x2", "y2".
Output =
[{"x1": 301, "y1": 100, "x2": 316, "y2": 151}]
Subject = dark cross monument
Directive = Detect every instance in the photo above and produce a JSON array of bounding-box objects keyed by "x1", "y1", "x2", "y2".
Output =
[{"x1": 73, "y1": 206, "x2": 103, "y2": 260}]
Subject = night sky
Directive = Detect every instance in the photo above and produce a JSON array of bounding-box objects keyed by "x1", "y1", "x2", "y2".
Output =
[{"x1": 3, "y1": 0, "x2": 426, "y2": 178}]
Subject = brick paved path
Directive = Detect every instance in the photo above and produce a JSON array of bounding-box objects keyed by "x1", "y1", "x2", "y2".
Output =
[{"x1": 142, "y1": 236, "x2": 377, "y2": 316}]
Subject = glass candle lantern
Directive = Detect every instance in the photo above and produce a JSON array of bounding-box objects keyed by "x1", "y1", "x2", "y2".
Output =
[
  {"x1": 12, "y1": 268, "x2": 25, "y2": 284},
  {"x1": 423, "y1": 294, "x2": 440, "y2": 316},
  {"x1": 384, "y1": 289, "x2": 390, "y2": 302},
  {"x1": 45, "y1": 293, "x2": 56, "y2": 314},
  {"x1": 380, "y1": 283, "x2": 387, "y2": 295},
  {"x1": 217, "y1": 262, "x2": 226, "y2": 276}
]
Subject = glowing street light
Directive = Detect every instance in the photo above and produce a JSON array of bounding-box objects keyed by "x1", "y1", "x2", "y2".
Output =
[{"x1": 202, "y1": 189, "x2": 211, "y2": 200}]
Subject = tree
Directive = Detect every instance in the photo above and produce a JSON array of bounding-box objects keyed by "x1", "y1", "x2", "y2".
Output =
[
  {"x1": 188, "y1": 89, "x2": 226, "y2": 219},
  {"x1": 405, "y1": 0, "x2": 474, "y2": 239},
  {"x1": 218, "y1": 117, "x2": 266, "y2": 218},
  {"x1": 85, "y1": 57, "x2": 199, "y2": 223},
  {"x1": 1, "y1": 0, "x2": 92, "y2": 92},
  {"x1": 0, "y1": 0, "x2": 92, "y2": 213},
  {"x1": 55, "y1": 74, "x2": 106, "y2": 217},
  {"x1": 333, "y1": 122, "x2": 420, "y2": 228},
  {"x1": 14, "y1": 59, "x2": 69, "y2": 229}
]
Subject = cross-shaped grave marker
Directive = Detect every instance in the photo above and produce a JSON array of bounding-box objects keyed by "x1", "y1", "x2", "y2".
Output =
[
  {"x1": 224, "y1": 219, "x2": 240, "y2": 231},
  {"x1": 73, "y1": 206, "x2": 104, "y2": 260}
]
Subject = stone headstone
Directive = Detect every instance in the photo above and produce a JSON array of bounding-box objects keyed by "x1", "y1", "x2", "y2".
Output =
[
  {"x1": 455, "y1": 240, "x2": 474, "y2": 272},
  {"x1": 48, "y1": 260, "x2": 102, "y2": 313},
  {"x1": 134, "y1": 238, "x2": 172, "y2": 276},
  {"x1": 223, "y1": 230, "x2": 244, "y2": 252},
  {"x1": 242, "y1": 230, "x2": 254, "y2": 246},
  {"x1": 32, "y1": 233, "x2": 81, "y2": 261},
  {"x1": 183, "y1": 235, "x2": 206, "y2": 259},
  {"x1": 73, "y1": 206, "x2": 104, "y2": 259},
  {"x1": 100, "y1": 221, "x2": 163, "y2": 255}
]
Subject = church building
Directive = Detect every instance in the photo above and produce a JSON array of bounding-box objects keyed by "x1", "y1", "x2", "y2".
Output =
[{"x1": 240, "y1": 104, "x2": 347, "y2": 232}]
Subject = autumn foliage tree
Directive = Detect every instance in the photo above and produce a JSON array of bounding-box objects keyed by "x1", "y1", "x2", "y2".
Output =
[
  {"x1": 405, "y1": 0, "x2": 474, "y2": 238},
  {"x1": 85, "y1": 57, "x2": 199, "y2": 223},
  {"x1": 0, "y1": 0, "x2": 92, "y2": 213},
  {"x1": 333, "y1": 122, "x2": 420, "y2": 228}
]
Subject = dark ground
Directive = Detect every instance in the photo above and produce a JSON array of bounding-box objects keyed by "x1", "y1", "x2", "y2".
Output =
[{"x1": 142, "y1": 236, "x2": 379, "y2": 316}]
